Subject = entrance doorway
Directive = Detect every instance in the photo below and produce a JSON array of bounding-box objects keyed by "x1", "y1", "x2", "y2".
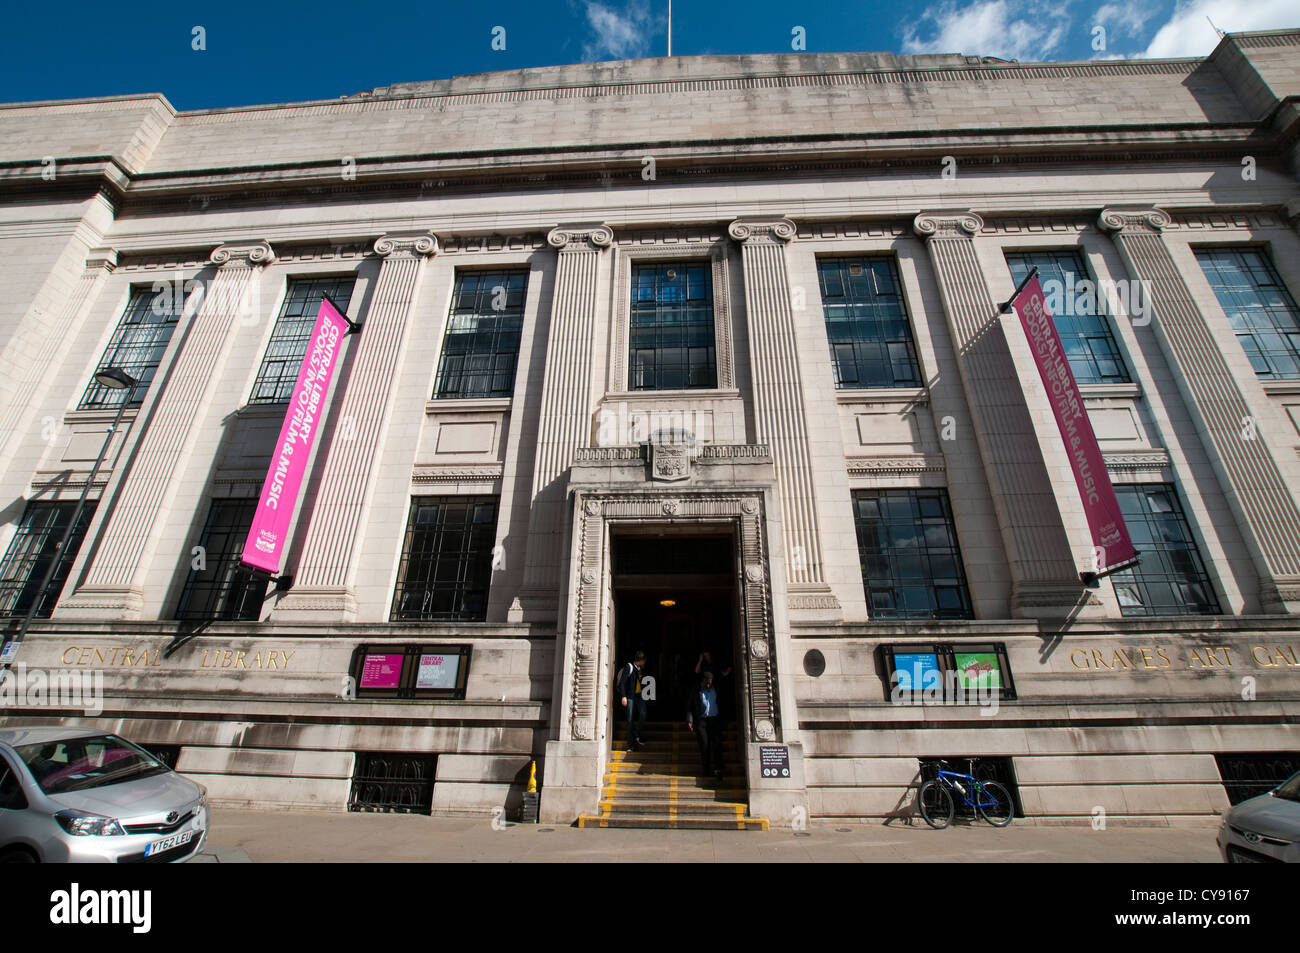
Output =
[{"x1": 610, "y1": 530, "x2": 739, "y2": 726}]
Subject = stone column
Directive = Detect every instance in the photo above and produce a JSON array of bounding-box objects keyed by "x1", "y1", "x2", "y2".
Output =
[
  {"x1": 913, "y1": 211, "x2": 1085, "y2": 616},
  {"x1": 1100, "y1": 206, "x2": 1300, "y2": 612},
  {"x1": 60, "y1": 241, "x2": 275, "y2": 618},
  {"x1": 514, "y1": 224, "x2": 611, "y2": 619},
  {"x1": 729, "y1": 218, "x2": 835, "y2": 604},
  {"x1": 0, "y1": 248, "x2": 117, "y2": 467},
  {"x1": 276, "y1": 232, "x2": 437, "y2": 620}
]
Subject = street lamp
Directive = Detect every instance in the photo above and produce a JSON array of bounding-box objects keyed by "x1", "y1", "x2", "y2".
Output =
[{"x1": 0, "y1": 367, "x2": 138, "y2": 672}]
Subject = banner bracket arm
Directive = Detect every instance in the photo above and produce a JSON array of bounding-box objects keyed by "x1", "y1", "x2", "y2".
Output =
[
  {"x1": 998, "y1": 266, "x2": 1039, "y2": 314},
  {"x1": 323, "y1": 293, "x2": 361, "y2": 334}
]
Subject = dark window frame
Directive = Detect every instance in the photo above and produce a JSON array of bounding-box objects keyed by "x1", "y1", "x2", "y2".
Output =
[
  {"x1": 174, "y1": 497, "x2": 268, "y2": 622},
  {"x1": 816, "y1": 256, "x2": 922, "y2": 389},
  {"x1": 249, "y1": 275, "x2": 356, "y2": 405},
  {"x1": 390, "y1": 496, "x2": 498, "y2": 622},
  {"x1": 1195, "y1": 245, "x2": 1300, "y2": 380},
  {"x1": 348, "y1": 752, "x2": 437, "y2": 815},
  {"x1": 79, "y1": 285, "x2": 185, "y2": 410},
  {"x1": 853, "y1": 488, "x2": 974, "y2": 621},
  {"x1": 1109, "y1": 483, "x2": 1219, "y2": 617},
  {"x1": 877, "y1": 642, "x2": 1017, "y2": 703},
  {"x1": 0, "y1": 500, "x2": 97, "y2": 619},
  {"x1": 1005, "y1": 249, "x2": 1131, "y2": 385},
  {"x1": 348, "y1": 644, "x2": 472, "y2": 700},
  {"x1": 433, "y1": 269, "x2": 529, "y2": 399},
  {"x1": 628, "y1": 261, "x2": 718, "y2": 391}
]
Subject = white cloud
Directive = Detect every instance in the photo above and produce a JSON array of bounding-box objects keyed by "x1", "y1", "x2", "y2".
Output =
[
  {"x1": 581, "y1": 1, "x2": 655, "y2": 63},
  {"x1": 1144, "y1": 0, "x2": 1298, "y2": 58},
  {"x1": 1092, "y1": 2, "x2": 1158, "y2": 38},
  {"x1": 900, "y1": 0, "x2": 1071, "y2": 62}
]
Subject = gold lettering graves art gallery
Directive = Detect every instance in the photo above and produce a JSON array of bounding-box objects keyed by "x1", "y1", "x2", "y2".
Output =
[
  {"x1": 1068, "y1": 643, "x2": 1300, "y2": 671},
  {"x1": 59, "y1": 645, "x2": 297, "y2": 671}
]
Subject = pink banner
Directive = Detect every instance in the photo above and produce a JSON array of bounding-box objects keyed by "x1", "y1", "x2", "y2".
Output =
[
  {"x1": 241, "y1": 297, "x2": 350, "y2": 573},
  {"x1": 1012, "y1": 275, "x2": 1137, "y2": 573}
]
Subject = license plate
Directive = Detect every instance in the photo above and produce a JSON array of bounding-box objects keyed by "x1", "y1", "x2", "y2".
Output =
[
  {"x1": 144, "y1": 829, "x2": 195, "y2": 857},
  {"x1": 1227, "y1": 846, "x2": 1271, "y2": 863}
]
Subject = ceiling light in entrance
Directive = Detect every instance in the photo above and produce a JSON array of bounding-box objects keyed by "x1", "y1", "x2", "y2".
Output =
[{"x1": 659, "y1": 599, "x2": 676, "y2": 607}]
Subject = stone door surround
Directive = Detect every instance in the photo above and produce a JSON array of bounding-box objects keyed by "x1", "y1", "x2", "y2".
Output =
[{"x1": 567, "y1": 490, "x2": 782, "y2": 745}]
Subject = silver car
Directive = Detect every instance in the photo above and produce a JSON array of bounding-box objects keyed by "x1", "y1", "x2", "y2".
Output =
[
  {"x1": 1217, "y1": 770, "x2": 1300, "y2": 863},
  {"x1": 0, "y1": 726, "x2": 207, "y2": 863}
]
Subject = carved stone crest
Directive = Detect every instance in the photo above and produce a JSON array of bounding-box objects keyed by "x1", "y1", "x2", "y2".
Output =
[
  {"x1": 751, "y1": 638, "x2": 769, "y2": 659},
  {"x1": 755, "y1": 719, "x2": 776, "y2": 741},
  {"x1": 584, "y1": 499, "x2": 601, "y2": 516},
  {"x1": 661, "y1": 499, "x2": 680, "y2": 516},
  {"x1": 580, "y1": 569, "x2": 597, "y2": 585},
  {"x1": 741, "y1": 499, "x2": 759, "y2": 515},
  {"x1": 745, "y1": 565, "x2": 764, "y2": 583},
  {"x1": 650, "y1": 442, "x2": 691, "y2": 482}
]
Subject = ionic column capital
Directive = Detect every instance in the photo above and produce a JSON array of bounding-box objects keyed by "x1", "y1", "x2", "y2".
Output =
[
  {"x1": 209, "y1": 240, "x2": 275, "y2": 267},
  {"x1": 546, "y1": 223, "x2": 613, "y2": 250},
  {"x1": 912, "y1": 210, "x2": 984, "y2": 240},
  {"x1": 1098, "y1": 206, "x2": 1172, "y2": 234},
  {"x1": 373, "y1": 232, "x2": 438, "y2": 258},
  {"x1": 727, "y1": 217, "x2": 796, "y2": 244}
]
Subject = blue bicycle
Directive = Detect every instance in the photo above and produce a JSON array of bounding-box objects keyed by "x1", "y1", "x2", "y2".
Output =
[{"x1": 918, "y1": 759, "x2": 1014, "y2": 828}]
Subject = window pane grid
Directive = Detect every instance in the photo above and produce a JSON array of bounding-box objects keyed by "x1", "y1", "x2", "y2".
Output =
[
  {"x1": 629, "y1": 263, "x2": 717, "y2": 390},
  {"x1": 79, "y1": 289, "x2": 184, "y2": 409},
  {"x1": 852, "y1": 489, "x2": 973, "y2": 620},
  {"x1": 250, "y1": 277, "x2": 356, "y2": 404},
  {"x1": 0, "y1": 501, "x2": 96, "y2": 618},
  {"x1": 818, "y1": 258, "x2": 921, "y2": 388},
  {"x1": 174, "y1": 498, "x2": 267, "y2": 621},
  {"x1": 433, "y1": 271, "x2": 528, "y2": 399},
  {"x1": 391, "y1": 497, "x2": 498, "y2": 622},
  {"x1": 1196, "y1": 248, "x2": 1300, "y2": 379},
  {"x1": 1005, "y1": 250, "x2": 1130, "y2": 384},
  {"x1": 1109, "y1": 484, "x2": 1219, "y2": 617}
]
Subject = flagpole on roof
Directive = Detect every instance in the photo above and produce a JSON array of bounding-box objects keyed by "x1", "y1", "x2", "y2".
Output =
[{"x1": 668, "y1": 0, "x2": 672, "y2": 57}]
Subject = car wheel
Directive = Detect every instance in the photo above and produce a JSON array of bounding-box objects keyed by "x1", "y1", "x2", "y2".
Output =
[{"x1": 0, "y1": 847, "x2": 37, "y2": 863}]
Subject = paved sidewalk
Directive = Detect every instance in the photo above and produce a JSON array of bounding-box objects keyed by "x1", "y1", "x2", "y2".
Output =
[{"x1": 200, "y1": 808, "x2": 1223, "y2": 862}]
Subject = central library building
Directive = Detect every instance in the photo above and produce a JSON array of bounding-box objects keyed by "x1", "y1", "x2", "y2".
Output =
[{"x1": 0, "y1": 30, "x2": 1298, "y2": 827}]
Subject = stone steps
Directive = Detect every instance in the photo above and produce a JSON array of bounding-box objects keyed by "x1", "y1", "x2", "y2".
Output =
[{"x1": 578, "y1": 721, "x2": 767, "y2": 831}]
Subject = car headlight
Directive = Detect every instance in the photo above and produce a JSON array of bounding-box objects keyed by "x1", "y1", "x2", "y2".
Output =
[{"x1": 54, "y1": 810, "x2": 126, "y2": 837}]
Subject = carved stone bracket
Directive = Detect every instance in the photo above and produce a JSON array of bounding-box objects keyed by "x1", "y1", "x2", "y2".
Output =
[
  {"x1": 373, "y1": 232, "x2": 438, "y2": 258},
  {"x1": 547, "y1": 223, "x2": 613, "y2": 250},
  {"x1": 728, "y1": 218, "x2": 796, "y2": 244},
  {"x1": 84, "y1": 248, "x2": 118, "y2": 274},
  {"x1": 210, "y1": 240, "x2": 275, "y2": 267},
  {"x1": 1098, "y1": 206, "x2": 1172, "y2": 234},
  {"x1": 912, "y1": 211, "x2": 984, "y2": 240}
]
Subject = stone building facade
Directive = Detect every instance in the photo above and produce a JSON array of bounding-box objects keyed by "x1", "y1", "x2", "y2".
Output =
[{"x1": 1, "y1": 30, "x2": 1298, "y2": 825}]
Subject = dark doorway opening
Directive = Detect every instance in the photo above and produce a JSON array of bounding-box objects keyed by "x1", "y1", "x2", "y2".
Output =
[{"x1": 610, "y1": 530, "x2": 739, "y2": 726}]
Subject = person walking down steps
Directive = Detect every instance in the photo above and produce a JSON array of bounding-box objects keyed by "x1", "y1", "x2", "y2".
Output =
[
  {"x1": 687, "y1": 669, "x2": 724, "y2": 781},
  {"x1": 617, "y1": 650, "x2": 648, "y2": 752}
]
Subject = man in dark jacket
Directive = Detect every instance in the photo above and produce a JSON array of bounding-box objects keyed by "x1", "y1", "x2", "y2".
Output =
[
  {"x1": 617, "y1": 651, "x2": 648, "y2": 751},
  {"x1": 686, "y1": 670, "x2": 724, "y2": 780}
]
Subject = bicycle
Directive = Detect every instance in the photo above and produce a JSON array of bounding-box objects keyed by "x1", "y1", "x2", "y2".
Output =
[{"x1": 917, "y1": 759, "x2": 1014, "y2": 829}]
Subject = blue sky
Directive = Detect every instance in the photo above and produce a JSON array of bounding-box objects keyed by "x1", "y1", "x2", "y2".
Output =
[{"x1": 0, "y1": 0, "x2": 1294, "y2": 109}]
